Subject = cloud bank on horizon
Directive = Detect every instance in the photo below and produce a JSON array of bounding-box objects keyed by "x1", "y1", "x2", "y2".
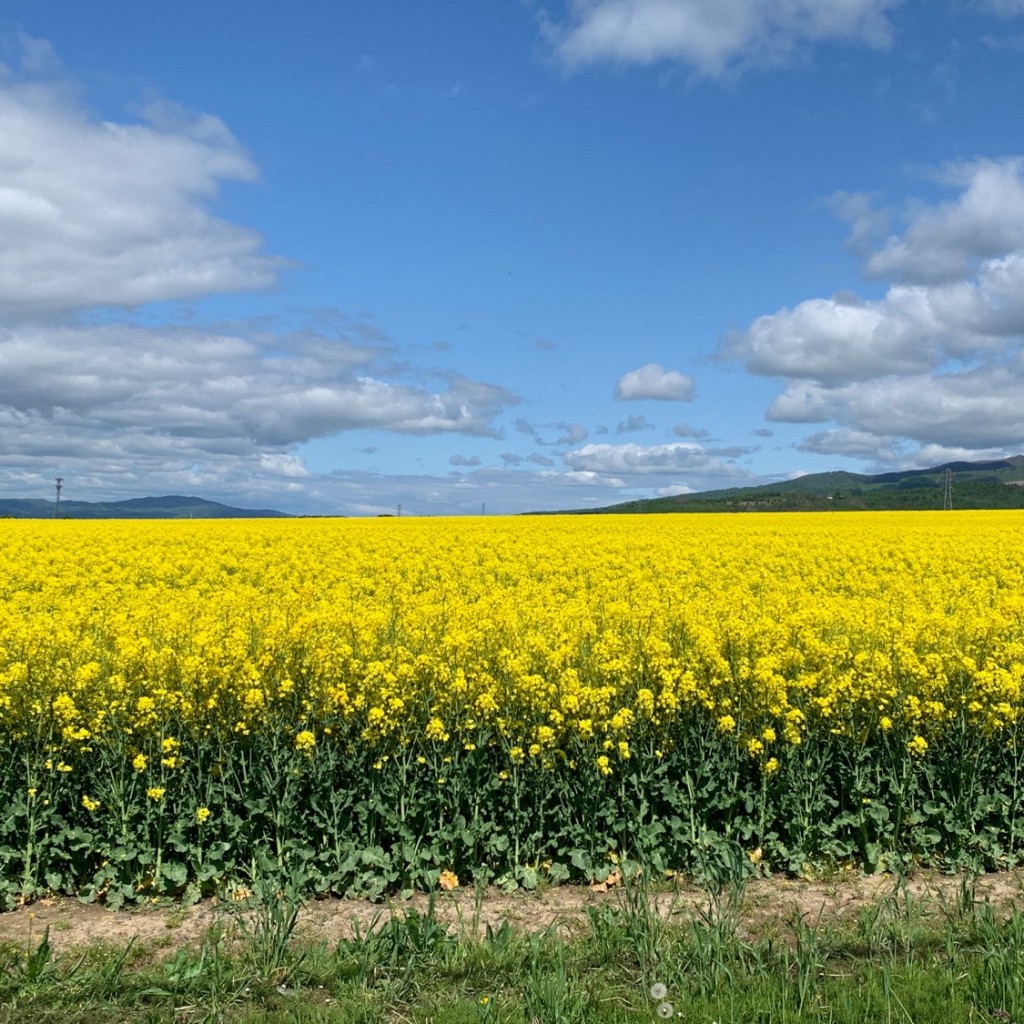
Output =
[{"x1": 1, "y1": 1, "x2": 1023, "y2": 515}]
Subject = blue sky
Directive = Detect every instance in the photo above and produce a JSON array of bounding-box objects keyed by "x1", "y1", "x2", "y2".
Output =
[{"x1": 2, "y1": 1, "x2": 1024, "y2": 515}]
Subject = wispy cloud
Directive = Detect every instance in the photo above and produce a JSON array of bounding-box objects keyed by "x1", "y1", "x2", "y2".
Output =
[
  {"x1": 563, "y1": 441, "x2": 749, "y2": 476},
  {"x1": 544, "y1": 0, "x2": 901, "y2": 78}
]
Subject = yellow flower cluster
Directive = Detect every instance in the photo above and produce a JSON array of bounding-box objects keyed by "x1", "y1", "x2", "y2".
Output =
[{"x1": 2, "y1": 512, "x2": 1023, "y2": 769}]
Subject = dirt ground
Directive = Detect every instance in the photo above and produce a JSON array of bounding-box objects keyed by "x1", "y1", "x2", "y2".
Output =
[{"x1": 2, "y1": 870, "x2": 1023, "y2": 956}]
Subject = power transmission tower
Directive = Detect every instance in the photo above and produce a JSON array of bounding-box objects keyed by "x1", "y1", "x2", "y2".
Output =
[
  {"x1": 943, "y1": 468, "x2": 954, "y2": 510},
  {"x1": 54, "y1": 477, "x2": 63, "y2": 518}
]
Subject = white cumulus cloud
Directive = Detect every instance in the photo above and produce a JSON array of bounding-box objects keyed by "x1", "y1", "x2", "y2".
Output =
[
  {"x1": 0, "y1": 37, "x2": 280, "y2": 316},
  {"x1": 767, "y1": 363, "x2": 1024, "y2": 449},
  {"x1": 859, "y1": 158, "x2": 1024, "y2": 285},
  {"x1": 728, "y1": 157, "x2": 1024, "y2": 464},
  {"x1": 615, "y1": 363, "x2": 695, "y2": 401}
]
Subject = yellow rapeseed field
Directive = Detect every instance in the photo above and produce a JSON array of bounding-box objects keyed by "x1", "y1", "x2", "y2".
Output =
[
  {"x1": 2, "y1": 510, "x2": 1024, "y2": 898},
  {"x1": 3, "y1": 511, "x2": 1023, "y2": 754}
]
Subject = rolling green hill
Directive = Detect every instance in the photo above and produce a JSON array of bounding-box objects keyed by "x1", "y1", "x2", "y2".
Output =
[
  {"x1": 0, "y1": 495, "x2": 290, "y2": 519},
  {"x1": 544, "y1": 456, "x2": 1024, "y2": 514}
]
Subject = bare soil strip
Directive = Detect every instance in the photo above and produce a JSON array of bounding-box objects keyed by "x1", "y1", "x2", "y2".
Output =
[{"x1": 2, "y1": 870, "x2": 1023, "y2": 955}]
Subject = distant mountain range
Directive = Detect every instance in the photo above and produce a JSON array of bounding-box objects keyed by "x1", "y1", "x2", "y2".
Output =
[
  {"x1": 0, "y1": 495, "x2": 290, "y2": 519},
  {"x1": 543, "y1": 456, "x2": 1024, "y2": 514}
]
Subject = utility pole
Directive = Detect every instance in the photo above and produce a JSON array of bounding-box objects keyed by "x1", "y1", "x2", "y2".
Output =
[
  {"x1": 481, "y1": 502, "x2": 486, "y2": 516},
  {"x1": 943, "y1": 468, "x2": 954, "y2": 510},
  {"x1": 397, "y1": 503, "x2": 402, "y2": 518},
  {"x1": 54, "y1": 477, "x2": 63, "y2": 518}
]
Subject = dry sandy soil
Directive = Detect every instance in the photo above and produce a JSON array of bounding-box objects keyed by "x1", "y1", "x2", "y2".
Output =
[{"x1": 2, "y1": 870, "x2": 1023, "y2": 956}]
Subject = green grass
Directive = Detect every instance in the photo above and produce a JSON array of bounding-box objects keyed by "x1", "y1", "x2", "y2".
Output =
[{"x1": 2, "y1": 872, "x2": 1024, "y2": 1023}]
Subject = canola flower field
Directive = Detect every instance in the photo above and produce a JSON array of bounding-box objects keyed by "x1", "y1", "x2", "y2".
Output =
[{"x1": 2, "y1": 511, "x2": 1024, "y2": 905}]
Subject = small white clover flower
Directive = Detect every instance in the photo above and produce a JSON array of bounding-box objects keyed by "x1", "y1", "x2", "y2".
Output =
[
  {"x1": 649, "y1": 982, "x2": 668, "y2": 1000},
  {"x1": 657, "y1": 1002, "x2": 674, "y2": 1019}
]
